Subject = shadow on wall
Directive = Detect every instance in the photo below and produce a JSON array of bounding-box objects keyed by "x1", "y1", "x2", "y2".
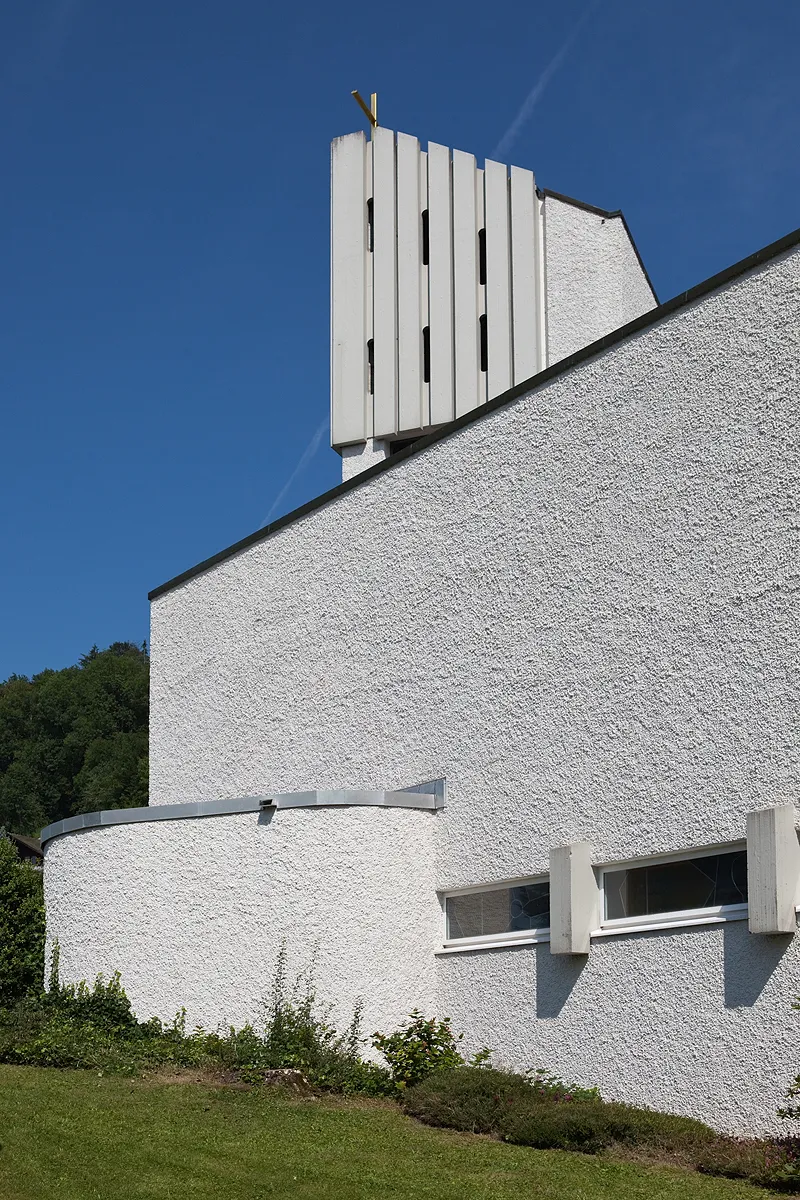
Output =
[
  {"x1": 723, "y1": 921, "x2": 793, "y2": 1009},
  {"x1": 531, "y1": 920, "x2": 795, "y2": 1018},
  {"x1": 536, "y1": 947, "x2": 587, "y2": 1018}
]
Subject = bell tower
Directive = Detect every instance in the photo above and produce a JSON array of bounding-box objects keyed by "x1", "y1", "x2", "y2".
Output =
[{"x1": 330, "y1": 118, "x2": 656, "y2": 479}]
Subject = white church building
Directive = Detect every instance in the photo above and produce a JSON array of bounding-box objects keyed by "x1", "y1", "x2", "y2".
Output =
[{"x1": 43, "y1": 122, "x2": 800, "y2": 1135}]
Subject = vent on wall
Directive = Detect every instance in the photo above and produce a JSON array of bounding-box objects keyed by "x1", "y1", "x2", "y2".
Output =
[{"x1": 331, "y1": 128, "x2": 547, "y2": 449}]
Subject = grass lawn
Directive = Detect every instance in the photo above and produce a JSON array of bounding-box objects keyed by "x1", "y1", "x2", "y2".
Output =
[{"x1": 0, "y1": 1065, "x2": 778, "y2": 1200}]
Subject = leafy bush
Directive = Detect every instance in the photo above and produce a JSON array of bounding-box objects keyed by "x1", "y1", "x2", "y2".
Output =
[
  {"x1": 778, "y1": 996, "x2": 800, "y2": 1125},
  {"x1": 0, "y1": 943, "x2": 391, "y2": 1093},
  {"x1": 0, "y1": 993, "x2": 209, "y2": 1073},
  {"x1": 372, "y1": 1010, "x2": 466, "y2": 1090},
  {"x1": 40, "y1": 944, "x2": 137, "y2": 1030},
  {"x1": 502, "y1": 1099, "x2": 630, "y2": 1153},
  {"x1": 211, "y1": 947, "x2": 392, "y2": 1095},
  {"x1": 0, "y1": 834, "x2": 45, "y2": 1007}
]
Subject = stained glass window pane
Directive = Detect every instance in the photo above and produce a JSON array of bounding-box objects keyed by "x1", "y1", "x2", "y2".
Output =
[
  {"x1": 446, "y1": 882, "x2": 550, "y2": 940},
  {"x1": 604, "y1": 851, "x2": 747, "y2": 921}
]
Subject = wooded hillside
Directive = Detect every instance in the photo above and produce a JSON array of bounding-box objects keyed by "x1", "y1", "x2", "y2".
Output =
[{"x1": 0, "y1": 643, "x2": 149, "y2": 836}]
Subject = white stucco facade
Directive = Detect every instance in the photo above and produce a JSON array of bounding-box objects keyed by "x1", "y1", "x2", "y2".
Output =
[
  {"x1": 44, "y1": 212, "x2": 800, "y2": 1132},
  {"x1": 542, "y1": 193, "x2": 657, "y2": 362}
]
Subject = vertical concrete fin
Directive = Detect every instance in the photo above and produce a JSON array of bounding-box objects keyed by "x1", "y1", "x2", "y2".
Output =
[
  {"x1": 510, "y1": 165, "x2": 540, "y2": 384},
  {"x1": 549, "y1": 842, "x2": 599, "y2": 955},
  {"x1": 475, "y1": 167, "x2": 487, "y2": 407},
  {"x1": 747, "y1": 804, "x2": 800, "y2": 934},
  {"x1": 331, "y1": 132, "x2": 368, "y2": 447},
  {"x1": 484, "y1": 159, "x2": 513, "y2": 399},
  {"x1": 452, "y1": 148, "x2": 480, "y2": 417},
  {"x1": 397, "y1": 132, "x2": 423, "y2": 434},
  {"x1": 418, "y1": 150, "x2": 430, "y2": 426},
  {"x1": 372, "y1": 127, "x2": 398, "y2": 438},
  {"x1": 427, "y1": 142, "x2": 455, "y2": 426}
]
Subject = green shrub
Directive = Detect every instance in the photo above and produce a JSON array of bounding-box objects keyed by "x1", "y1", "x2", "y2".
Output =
[
  {"x1": 0, "y1": 943, "x2": 391, "y2": 1092},
  {"x1": 0, "y1": 835, "x2": 45, "y2": 1007},
  {"x1": 238, "y1": 946, "x2": 392, "y2": 1095},
  {"x1": 501, "y1": 1099, "x2": 626, "y2": 1153},
  {"x1": 372, "y1": 1010, "x2": 465, "y2": 1090},
  {"x1": 404, "y1": 1067, "x2": 717, "y2": 1158},
  {"x1": 525, "y1": 1068, "x2": 601, "y2": 1104},
  {"x1": 696, "y1": 1136, "x2": 800, "y2": 1191},
  {"x1": 403, "y1": 1066, "x2": 602, "y2": 1134},
  {"x1": 41, "y1": 944, "x2": 137, "y2": 1031},
  {"x1": 403, "y1": 1067, "x2": 538, "y2": 1132},
  {"x1": 502, "y1": 1100, "x2": 716, "y2": 1156},
  {"x1": 0, "y1": 994, "x2": 209, "y2": 1073}
]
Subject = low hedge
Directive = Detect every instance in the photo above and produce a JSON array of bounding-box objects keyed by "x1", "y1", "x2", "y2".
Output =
[
  {"x1": 403, "y1": 1067, "x2": 539, "y2": 1133},
  {"x1": 404, "y1": 1068, "x2": 800, "y2": 1190},
  {"x1": 404, "y1": 1067, "x2": 717, "y2": 1156}
]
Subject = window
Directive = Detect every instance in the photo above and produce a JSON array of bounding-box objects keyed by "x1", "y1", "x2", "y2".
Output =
[
  {"x1": 444, "y1": 879, "x2": 550, "y2": 945},
  {"x1": 602, "y1": 847, "x2": 747, "y2": 928}
]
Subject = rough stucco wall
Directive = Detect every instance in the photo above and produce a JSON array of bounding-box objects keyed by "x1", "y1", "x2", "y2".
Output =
[
  {"x1": 437, "y1": 922, "x2": 800, "y2": 1135},
  {"x1": 149, "y1": 247, "x2": 799, "y2": 884},
  {"x1": 544, "y1": 196, "x2": 656, "y2": 363},
  {"x1": 56, "y1": 244, "x2": 799, "y2": 1132},
  {"x1": 44, "y1": 806, "x2": 438, "y2": 1035},
  {"x1": 341, "y1": 438, "x2": 388, "y2": 482}
]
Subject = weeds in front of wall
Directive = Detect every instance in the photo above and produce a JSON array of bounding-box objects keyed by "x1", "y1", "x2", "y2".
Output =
[
  {"x1": 3, "y1": 942, "x2": 800, "y2": 1191},
  {"x1": 0, "y1": 940, "x2": 391, "y2": 1092}
]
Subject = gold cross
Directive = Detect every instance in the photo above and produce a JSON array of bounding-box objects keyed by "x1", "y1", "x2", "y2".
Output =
[{"x1": 351, "y1": 90, "x2": 378, "y2": 138}]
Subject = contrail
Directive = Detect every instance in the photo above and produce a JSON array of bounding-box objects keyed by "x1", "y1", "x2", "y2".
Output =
[
  {"x1": 491, "y1": 0, "x2": 601, "y2": 161},
  {"x1": 261, "y1": 417, "x2": 328, "y2": 527}
]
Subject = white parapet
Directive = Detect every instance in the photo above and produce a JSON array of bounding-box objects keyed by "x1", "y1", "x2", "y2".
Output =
[
  {"x1": 549, "y1": 842, "x2": 600, "y2": 955},
  {"x1": 746, "y1": 804, "x2": 800, "y2": 934}
]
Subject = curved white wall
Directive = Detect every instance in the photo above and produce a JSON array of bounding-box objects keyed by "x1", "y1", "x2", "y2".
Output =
[{"x1": 44, "y1": 805, "x2": 438, "y2": 1035}]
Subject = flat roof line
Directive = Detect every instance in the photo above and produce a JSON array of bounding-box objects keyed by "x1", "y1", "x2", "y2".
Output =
[{"x1": 149, "y1": 224, "x2": 800, "y2": 601}]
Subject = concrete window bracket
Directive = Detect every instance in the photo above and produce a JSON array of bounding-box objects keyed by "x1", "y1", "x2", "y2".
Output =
[{"x1": 746, "y1": 803, "x2": 800, "y2": 935}]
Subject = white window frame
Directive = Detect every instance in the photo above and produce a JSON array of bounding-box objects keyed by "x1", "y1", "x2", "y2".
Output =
[
  {"x1": 596, "y1": 842, "x2": 748, "y2": 937},
  {"x1": 437, "y1": 875, "x2": 551, "y2": 955}
]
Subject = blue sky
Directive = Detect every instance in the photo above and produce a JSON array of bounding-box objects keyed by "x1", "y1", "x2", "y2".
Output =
[{"x1": 2, "y1": 0, "x2": 798, "y2": 679}]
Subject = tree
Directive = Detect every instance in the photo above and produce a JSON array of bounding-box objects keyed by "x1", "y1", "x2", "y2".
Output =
[
  {"x1": 0, "y1": 834, "x2": 45, "y2": 1005},
  {"x1": 0, "y1": 643, "x2": 149, "y2": 835}
]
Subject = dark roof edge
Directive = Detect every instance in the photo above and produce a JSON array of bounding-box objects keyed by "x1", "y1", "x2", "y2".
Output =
[
  {"x1": 149, "y1": 224, "x2": 800, "y2": 602},
  {"x1": 538, "y1": 186, "x2": 623, "y2": 220},
  {"x1": 539, "y1": 187, "x2": 659, "y2": 304}
]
